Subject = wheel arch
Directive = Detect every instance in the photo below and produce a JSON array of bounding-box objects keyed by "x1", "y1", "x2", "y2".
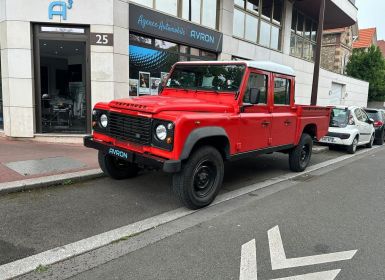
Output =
[
  {"x1": 180, "y1": 127, "x2": 230, "y2": 161},
  {"x1": 302, "y1": 123, "x2": 317, "y2": 139}
]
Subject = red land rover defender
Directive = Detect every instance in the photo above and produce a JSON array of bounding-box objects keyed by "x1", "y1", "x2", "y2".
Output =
[{"x1": 84, "y1": 61, "x2": 331, "y2": 209}]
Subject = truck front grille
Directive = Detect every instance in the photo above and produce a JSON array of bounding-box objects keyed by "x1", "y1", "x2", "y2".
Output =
[{"x1": 108, "y1": 112, "x2": 152, "y2": 145}]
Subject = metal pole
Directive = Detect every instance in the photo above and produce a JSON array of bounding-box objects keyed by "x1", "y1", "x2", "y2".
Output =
[
  {"x1": 189, "y1": 0, "x2": 192, "y2": 21},
  {"x1": 311, "y1": 0, "x2": 326, "y2": 105}
]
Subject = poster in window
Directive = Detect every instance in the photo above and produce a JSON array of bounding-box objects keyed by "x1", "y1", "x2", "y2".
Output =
[
  {"x1": 150, "y1": 78, "x2": 161, "y2": 95},
  {"x1": 161, "y1": 72, "x2": 169, "y2": 83},
  {"x1": 139, "y1": 72, "x2": 150, "y2": 95},
  {"x1": 129, "y1": 79, "x2": 138, "y2": 97}
]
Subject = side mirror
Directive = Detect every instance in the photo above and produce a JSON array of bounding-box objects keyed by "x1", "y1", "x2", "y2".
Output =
[
  {"x1": 250, "y1": 88, "x2": 260, "y2": 105},
  {"x1": 368, "y1": 118, "x2": 374, "y2": 124}
]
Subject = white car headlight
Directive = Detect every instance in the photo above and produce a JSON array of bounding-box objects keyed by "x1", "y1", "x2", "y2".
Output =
[
  {"x1": 100, "y1": 114, "x2": 108, "y2": 128},
  {"x1": 156, "y1": 124, "x2": 167, "y2": 141}
]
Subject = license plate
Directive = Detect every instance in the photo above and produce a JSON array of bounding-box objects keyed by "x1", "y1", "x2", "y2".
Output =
[
  {"x1": 321, "y1": 136, "x2": 336, "y2": 143},
  {"x1": 108, "y1": 147, "x2": 131, "y2": 160}
]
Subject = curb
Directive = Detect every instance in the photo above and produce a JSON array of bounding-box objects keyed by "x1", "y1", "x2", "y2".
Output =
[
  {"x1": 0, "y1": 169, "x2": 104, "y2": 195},
  {"x1": 312, "y1": 145, "x2": 329, "y2": 154}
]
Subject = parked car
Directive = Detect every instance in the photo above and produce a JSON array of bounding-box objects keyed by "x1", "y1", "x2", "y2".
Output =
[
  {"x1": 363, "y1": 108, "x2": 385, "y2": 145},
  {"x1": 319, "y1": 106, "x2": 375, "y2": 154},
  {"x1": 84, "y1": 61, "x2": 331, "y2": 209}
]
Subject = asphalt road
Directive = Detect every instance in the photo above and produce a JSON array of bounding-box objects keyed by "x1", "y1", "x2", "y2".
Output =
[{"x1": 0, "y1": 147, "x2": 341, "y2": 266}]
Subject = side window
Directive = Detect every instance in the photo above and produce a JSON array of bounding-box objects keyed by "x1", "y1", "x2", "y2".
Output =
[
  {"x1": 354, "y1": 109, "x2": 362, "y2": 121},
  {"x1": 360, "y1": 109, "x2": 369, "y2": 122},
  {"x1": 243, "y1": 73, "x2": 268, "y2": 105},
  {"x1": 274, "y1": 77, "x2": 291, "y2": 105}
]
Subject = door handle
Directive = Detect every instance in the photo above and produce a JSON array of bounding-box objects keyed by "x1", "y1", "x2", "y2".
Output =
[
  {"x1": 261, "y1": 121, "x2": 271, "y2": 127},
  {"x1": 284, "y1": 120, "x2": 292, "y2": 126}
]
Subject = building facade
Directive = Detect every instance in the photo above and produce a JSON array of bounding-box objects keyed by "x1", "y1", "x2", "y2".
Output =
[{"x1": 0, "y1": 0, "x2": 369, "y2": 140}]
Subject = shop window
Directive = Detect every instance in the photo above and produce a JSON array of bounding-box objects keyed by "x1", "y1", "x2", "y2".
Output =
[
  {"x1": 233, "y1": 0, "x2": 283, "y2": 51},
  {"x1": 129, "y1": 33, "x2": 217, "y2": 96},
  {"x1": 290, "y1": 8, "x2": 318, "y2": 62},
  {"x1": 0, "y1": 50, "x2": 3, "y2": 130},
  {"x1": 274, "y1": 78, "x2": 291, "y2": 105}
]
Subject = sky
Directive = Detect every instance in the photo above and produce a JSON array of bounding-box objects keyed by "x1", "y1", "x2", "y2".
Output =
[{"x1": 356, "y1": 0, "x2": 385, "y2": 40}]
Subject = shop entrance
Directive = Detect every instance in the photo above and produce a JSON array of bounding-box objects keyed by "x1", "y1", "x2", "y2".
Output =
[{"x1": 34, "y1": 25, "x2": 90, "y2": 134}]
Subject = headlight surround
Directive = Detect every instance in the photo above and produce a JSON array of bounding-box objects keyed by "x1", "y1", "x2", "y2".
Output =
[
  {"x1": 100, "y1": 114, "x2": 108, "y2": 128},
  {"x1": 155, "y1": 124, "x2": 167, "y2": 141},
  {"x1": 152, "y1": 120, "x2": 175, "y2": 151}
]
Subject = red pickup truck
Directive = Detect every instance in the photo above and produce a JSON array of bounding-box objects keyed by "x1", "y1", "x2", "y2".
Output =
[{"x1": 84, "y1": 61, "x2": 330, "y2": 209}]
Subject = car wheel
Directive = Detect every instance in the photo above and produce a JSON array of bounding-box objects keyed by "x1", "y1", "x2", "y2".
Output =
[
  {"x1": 366, "y1": 134, "x2": 374, "y2": 148},
  {"x1": 172, "y1": 146, "x2": 224, "y2": 209},
  {"x1": 289, "y1": 133, "x2": 313, "y2": 172},
  {"x1": 347, "y1": 137, "x2": 358, "y2": 154},
  {"x1": 98, "y1": 151, "x2": 139, "y2": 180},
  {"x1": 374, "y1": 129, "x2": 384, "y2": 145}
]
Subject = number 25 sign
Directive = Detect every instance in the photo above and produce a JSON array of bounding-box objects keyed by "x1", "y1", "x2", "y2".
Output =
[{"x1": 91, "y1": 33, "x2": 114, "y2": 46}]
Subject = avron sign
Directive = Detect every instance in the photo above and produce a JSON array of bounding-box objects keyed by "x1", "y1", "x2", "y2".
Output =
[
  {"x1": 48, "y1": 0, "x2": 74, "y2": 20},
  {"x1": 129, "y1": 4, "x2": 223, "y2": 53}
]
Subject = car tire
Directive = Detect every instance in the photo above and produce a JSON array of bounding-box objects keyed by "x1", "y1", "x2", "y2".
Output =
[
  {"x1": 289, "y1": 133, "x2": 313, "y2": 172},
  {"x1": 374, "y1": 129, "x2": 384, "y2": 145},
  {"x1": 98, "y1": 151, "x2": 139, "y2": 180},
  {"x1": 172, "y1": 146, "x2": 224, "y2": 210},
  {"x1": 366, "y1": 134, "x2": 375, "y2": 148},
  {"x1": 347, "y1": 137, "x2": 358, "y2": 154}
]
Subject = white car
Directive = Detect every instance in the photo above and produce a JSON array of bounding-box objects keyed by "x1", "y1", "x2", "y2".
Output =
[{"x1": 319, "y1": 106, "x2": 375, "y2": 154}]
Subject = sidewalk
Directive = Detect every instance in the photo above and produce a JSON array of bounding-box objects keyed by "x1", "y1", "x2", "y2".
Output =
[{"x1": 0, "y1": 138, "x2": 100, "y2": 185}]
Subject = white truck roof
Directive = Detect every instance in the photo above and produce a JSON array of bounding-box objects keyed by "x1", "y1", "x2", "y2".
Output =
[{"x1": 175, "y1": 60, "x2": 295, "y2": 77}]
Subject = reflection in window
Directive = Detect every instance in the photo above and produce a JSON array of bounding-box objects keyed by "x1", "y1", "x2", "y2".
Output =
[
  {"x1": 182, "y1": 0, "x2": 217, "y2": 29},
  {"x1": 244, "y1": 73, "x2": 268, "y2": 104},
  {"x1": 155, "y1": 0, "x2": 178, "y2": 16},
  {"x1": 233, "y1": 0, "x2": 283, "y2": 50},
  {"x1": 274, "y1": 78, "x2": 291, "y2": 105},
  {"x1": 290, "y1": 8, "x2": 317, "y2": 61},
  {"x1": 0, "y1": 50, "x2": 3, "y2": 130},
  {"x1": 155, "y1": 39, "x2": 178, "y2": 51}
]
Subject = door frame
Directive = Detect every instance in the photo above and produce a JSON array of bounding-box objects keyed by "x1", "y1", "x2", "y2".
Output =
[{"x1": 33, "y1": 23, "x2": 91, "y2": 134}]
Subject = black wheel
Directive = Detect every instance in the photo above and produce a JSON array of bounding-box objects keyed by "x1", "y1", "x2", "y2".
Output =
[
  {"x1": 98, "y1": 151, "x2": 139, "y2": 180},
  {"x1": 289, "y1": 133, "x2": 313, "y2": 172},
  {"x1": 366, "y1": 134, "x2": 374, "y2": 148},
  {"x1": 172, "y1": 146, "x2": 224, "y2": 209},
  {"x1": 347, "y1": 137, "x2": 358, "y2": 154},
  {"x1": 374, "y1": 129, "x2": 384, "y2": 145}
]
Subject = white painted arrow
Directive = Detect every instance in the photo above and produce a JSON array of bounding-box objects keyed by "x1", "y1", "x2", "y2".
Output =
[{"x1": 268, "y1": 225, "x2": 357, "y2": 270}]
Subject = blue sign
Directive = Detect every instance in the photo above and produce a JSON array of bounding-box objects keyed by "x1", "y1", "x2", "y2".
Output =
[
  {"x1": 129, "y1": 3, "x2": 222, "y2": 53},
  {"x1": 48, "y1": 0, "x2": 73, "y2": 20}
]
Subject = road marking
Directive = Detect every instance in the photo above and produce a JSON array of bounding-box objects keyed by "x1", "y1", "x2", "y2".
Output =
[
  {"x1": 272, "y1": 270, "x2": 341, "y2": 280},
  {"x1": 240, "y1": 239, "x2": 258, "y2": 280},
  {"x1": 268, "y1": 225, "x2": 357, "y2": 270},
  {"x1": 0, "y1": 146, "x2": 378, "y2": 280}
]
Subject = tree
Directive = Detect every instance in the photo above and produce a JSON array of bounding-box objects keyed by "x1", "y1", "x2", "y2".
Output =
[{"x1": 346, "y1": 45, "x2": 385, "y2": 101}]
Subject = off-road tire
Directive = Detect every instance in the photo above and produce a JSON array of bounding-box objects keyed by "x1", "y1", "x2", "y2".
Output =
[
  {"x1": 172, "y1": 146, "x2": 224, "y2": 210},
  {"x1": 366, "y1": 134, "x2": 374, "y2": 148},
  {"x1": 347, "y1": 137, "x2": 358, "y2": 154},
  {"x1": 289, "y1": 133, "x2": 313, "y2": 172},
  {"x1": 98, "y1": 151, "x2": 139, "y2": 180},
  {"x1": 374, "y1": 129, "x2": 384, "y2": 145}
]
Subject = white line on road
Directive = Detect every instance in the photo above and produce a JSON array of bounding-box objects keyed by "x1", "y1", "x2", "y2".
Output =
[
  {"x1": 240, "y1": 239, "x2": 258, "y2": 280},
  {"x1": 0, "y1": 146, "x2": 380, "y2": 280},
  {"x1": 272, "y1": 270, "x2": 341, "y2": 280},
  {"x1": 268, "y1": 226, "x2": 357, "y2": 270}
]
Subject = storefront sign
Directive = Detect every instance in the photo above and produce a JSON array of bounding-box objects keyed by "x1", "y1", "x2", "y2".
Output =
[
  {"x1": 90, "y1": 33, "x2": 114, "y2": 46},
  {"x1": 48, "y1": 0, "x2": 74, "y2": 20},
  {"x1": 129, "y1": 4, "x2": 223, "y2": 53}
]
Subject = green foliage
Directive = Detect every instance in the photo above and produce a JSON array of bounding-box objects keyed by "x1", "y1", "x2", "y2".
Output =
[{"x1": 346, "y1": 45, "x2": 385, "y2": 101}]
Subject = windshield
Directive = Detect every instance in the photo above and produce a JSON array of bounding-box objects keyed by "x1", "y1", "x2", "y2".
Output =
[
  {"x1": 165, "y1": 64, "x2": 246, "y2": 93},
  {"x1": 330, "y1": 108, "x2": 349, "y2": 128}
]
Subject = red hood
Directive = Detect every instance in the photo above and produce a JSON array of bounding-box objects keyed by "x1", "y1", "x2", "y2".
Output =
[{"x1": 109, "y1": 95, "x2": 235, "y2": 114}]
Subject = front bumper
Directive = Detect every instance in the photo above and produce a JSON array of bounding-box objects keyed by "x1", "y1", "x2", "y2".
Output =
[{"x1": 84, "y1": 136, "x2": 181, "y2": 173}]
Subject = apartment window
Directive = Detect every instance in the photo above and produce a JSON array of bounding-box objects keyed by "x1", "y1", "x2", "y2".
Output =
[
  {"x1": 130, "y1": 0, "x2": 218, "y2": 29},
  {"x1": 290, "y1": 8, "x2": 317, "y2": 61},
  {"x1": 233, "y1": 0, "x2": 283, "y2": 51},
  {"x1": 182, "y1": 0, "x2": 218, "y2": 29}
]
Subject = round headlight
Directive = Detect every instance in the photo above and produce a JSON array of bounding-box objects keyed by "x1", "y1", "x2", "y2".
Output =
[
  {"x1": 100, "y1": 114, "x2": 108, "y2": 128},
  {"x1": 156, "y1": 124, "x2": 167, "y2": 141}
]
